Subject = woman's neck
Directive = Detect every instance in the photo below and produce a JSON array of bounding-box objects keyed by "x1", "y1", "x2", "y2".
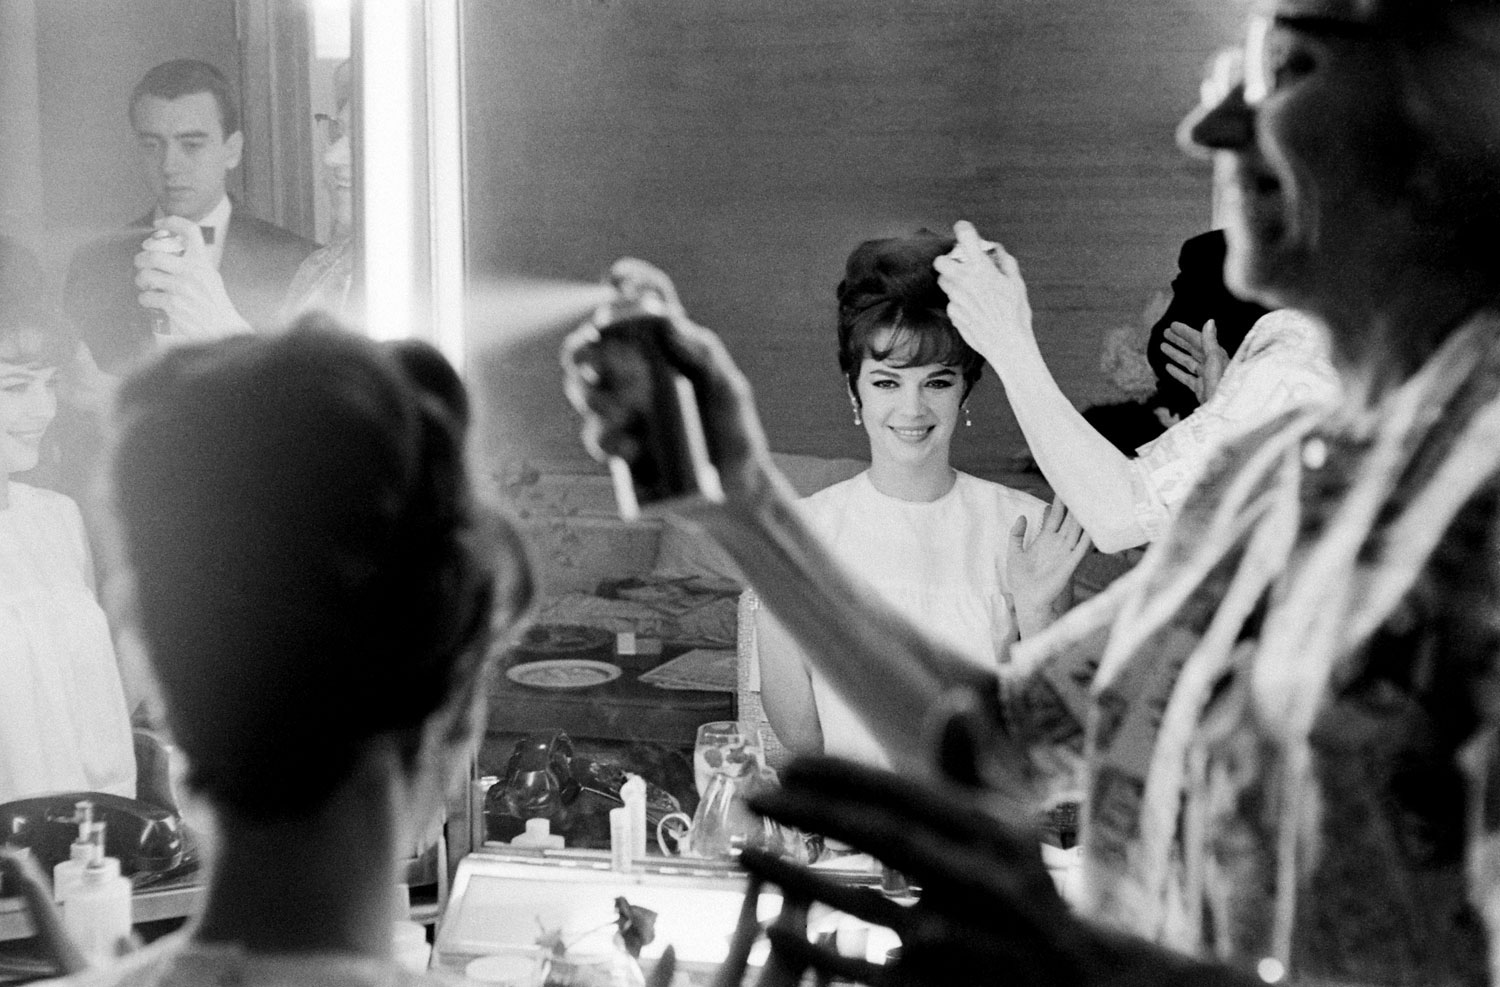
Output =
[
  {"x1": 866, "y1": 457, "x2": 957, "y2": 502},
  {"x1": 192, "y1": 768, "x2": 405, "y2": 957},
  {"x1": 0, "y1": 477, "x2": 10, "y2": 510}
]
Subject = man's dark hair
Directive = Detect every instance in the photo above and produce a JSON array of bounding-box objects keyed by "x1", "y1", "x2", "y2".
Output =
[{"x1": 129, "y1": 59, "x2": 240, "y2": 137}]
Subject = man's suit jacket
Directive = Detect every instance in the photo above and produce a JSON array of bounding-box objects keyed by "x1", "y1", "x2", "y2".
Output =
[
  {"x1": 64, "y1": 207, "x2": 318, "y2": 372},
  {"x1": 1144, "y1": 230, "x2": 1270, "y2": 419}
]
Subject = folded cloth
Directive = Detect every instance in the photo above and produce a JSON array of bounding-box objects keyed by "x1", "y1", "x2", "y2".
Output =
[{"x1": 637, "y1": 648, "x2": 737, "y2": 692}]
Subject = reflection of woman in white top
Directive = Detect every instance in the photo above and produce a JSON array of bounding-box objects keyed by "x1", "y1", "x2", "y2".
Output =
[
  {"x1": 752, "y1": 233, "x2": 1091, "y2": 769},
  {"x1": 0, "y1": 300, "x2": 135, "y2": 803}
]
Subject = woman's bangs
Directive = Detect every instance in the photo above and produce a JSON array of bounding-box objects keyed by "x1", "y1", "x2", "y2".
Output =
[{"x1": 867, "y1": 318, "x2": 969, "y2": 369}]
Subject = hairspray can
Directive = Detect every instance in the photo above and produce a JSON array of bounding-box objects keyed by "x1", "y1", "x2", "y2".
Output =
[
  {"x1": 140, "y1": 228, "x2": 185, "y2": 337},
  {"x1": 580, "y1": 293, "x2": 724, "y2": 520}
]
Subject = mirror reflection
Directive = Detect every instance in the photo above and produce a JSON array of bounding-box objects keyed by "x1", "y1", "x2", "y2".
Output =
[
  {"x1": 2, "y1": 2, "x2": 350, "y2": 830},
  {"x1": 460, "y1": 1, "x2": 1239, "y2": 861},
  {"x1": 1, "y1": 0, "x2": 1243, "y2": 896}
]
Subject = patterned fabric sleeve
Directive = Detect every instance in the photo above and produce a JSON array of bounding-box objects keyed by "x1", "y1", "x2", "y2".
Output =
[{"x1": 1129, "y1": 309, "x2": 1341, "y2": 542}]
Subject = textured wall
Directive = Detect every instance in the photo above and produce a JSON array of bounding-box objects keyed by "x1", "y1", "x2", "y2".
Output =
[{"x1": 462, "y1": 0, "x2": 1246, "y2": 480}]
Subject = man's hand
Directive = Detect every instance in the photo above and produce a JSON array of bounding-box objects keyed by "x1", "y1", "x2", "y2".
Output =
[
  {"x1": 134, "y1": 216, "x2": 252, "y2": 342},
  {"x1": 1007, "y1": 496, "x2": 1091, "y2": 638},
  {"x1": 1161, "y1": 319, "x2": 1229, "y2": 405},
  {"x1": 933, "y1": 220, "x2": 1036, "y2": 363}
]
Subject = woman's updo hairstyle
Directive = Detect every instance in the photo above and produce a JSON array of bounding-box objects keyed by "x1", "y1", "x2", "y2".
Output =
[
  {"x1": 836, "y1": 230, "x2": 985, "y2": 403},
  {"x1": 0, "y1": 294, "x2": 76, "y2": 370},
  {"x1": 111, "y1": 318, "x2": 533, "y2": 822}
]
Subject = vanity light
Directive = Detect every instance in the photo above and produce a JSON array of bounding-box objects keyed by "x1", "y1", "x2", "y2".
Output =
[{"x1": 357, "y1": 0, "x2": 466, "y2": 371}]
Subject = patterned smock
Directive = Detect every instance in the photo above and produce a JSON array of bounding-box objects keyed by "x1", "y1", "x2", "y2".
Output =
[{"x1": 1008, "y1": 313, "x2": 1500, "y2": 985}]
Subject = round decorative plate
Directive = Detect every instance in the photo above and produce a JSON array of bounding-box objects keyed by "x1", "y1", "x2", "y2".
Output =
[{"x1": 506, "y1": 658, "x2": 622, "y2": 690}]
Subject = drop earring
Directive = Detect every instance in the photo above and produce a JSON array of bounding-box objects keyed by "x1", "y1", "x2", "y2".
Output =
[
  {"x1": 852, "y1": 404, "x2": 863, "y2": 426},
  {"x1": 963, "y1": 405, "x2": 973, "y2": 428}
]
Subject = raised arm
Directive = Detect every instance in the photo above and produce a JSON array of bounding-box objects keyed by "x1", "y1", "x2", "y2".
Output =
[
  {"x1": 933, "y1": 222, "x2": 1150, "y2": 553},
  {"x1": 562, "y1": 261, "x2": 1029, "y2": 793}
]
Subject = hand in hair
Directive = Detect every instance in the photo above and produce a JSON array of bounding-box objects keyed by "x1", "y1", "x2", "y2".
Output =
[
  {"x1": 933, "y1": 221, "x2": 1035, "y2": 364},
  {"x1": 134, "y1": 216, "x2": 252, "y2": 343}
]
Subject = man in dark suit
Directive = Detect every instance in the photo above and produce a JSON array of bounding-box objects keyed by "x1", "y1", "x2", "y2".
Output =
[{"x1": 64, "y1": 59, "x2": 317, "y2": 373}]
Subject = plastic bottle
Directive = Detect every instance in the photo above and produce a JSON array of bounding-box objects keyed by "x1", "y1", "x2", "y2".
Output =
[
  {"x1": 52, "y1": 801, "x2": 97, "y2": 904},
  {"x1": 620, "y1": 774, "x2": 647, "y2": 861},
  {"x1": 60, "y1": 823, "x2": 131, "y2": 968},
  {"x1": 610, "y1": 807, "x2": 632, "y2": 873}
]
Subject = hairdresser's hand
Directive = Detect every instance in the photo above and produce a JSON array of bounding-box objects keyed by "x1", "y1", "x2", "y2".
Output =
[
  {"x1": 134, "y1": 216, "x2": 252, "y2": 343},
  {"x1": 742, "y1": 755, "x2": 1104, "y2": 987},
  {"x1": 933, "y1": 221, "x2": 1036, "y2": 364},
  {"x1": 561, "y1": 266, "x2": 778, "y2": 505},
  {"x1": 0, "y1": 846, "x2": 88, "y2": 975},
  {"x1": 608, "y1": 257, "x2": 687, "y2": 320},
  {"x1": 1008, "y1": 496, "x2": 1091, "y2": 639},
  {"x1": 1162, "y1": 319, "x2": 1228, "y2": 405}
]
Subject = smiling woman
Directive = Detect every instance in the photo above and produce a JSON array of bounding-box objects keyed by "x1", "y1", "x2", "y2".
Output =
[
  {"x1": 0, "y1": 296, "x2": 136, "y2": 805},
  {"x1": 740, "y1": 233, "x2": 1090, "y2": 768}
]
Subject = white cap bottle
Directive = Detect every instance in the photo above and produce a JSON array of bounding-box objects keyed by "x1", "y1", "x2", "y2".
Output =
[
  {"x1": 52, "y1": 801, "x2": 96, "y2": 904},
  {"x1": 60, "y1": 822, "x2": 132, "y2": 967}
]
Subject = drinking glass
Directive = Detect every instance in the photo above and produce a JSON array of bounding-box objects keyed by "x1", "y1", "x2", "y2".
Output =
[{"x1": 692, "y1": 720, "x2": 761, "y2": 797}]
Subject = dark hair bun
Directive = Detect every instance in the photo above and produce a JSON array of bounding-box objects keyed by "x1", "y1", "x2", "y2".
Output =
[{"x1": 836, "y1": 229, "x2": 955, "y2": 317}]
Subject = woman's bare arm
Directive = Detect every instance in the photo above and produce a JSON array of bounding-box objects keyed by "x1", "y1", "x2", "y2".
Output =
[{"x1": 753, "y1": 600, "x2": 825, "y2": 757}]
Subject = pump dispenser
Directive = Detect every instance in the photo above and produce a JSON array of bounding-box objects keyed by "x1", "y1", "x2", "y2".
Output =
[
  {"x1": 52, "y1": 801, "x2": 96, "y2": 904},
  {"x1": 60, "y1": 819, "x2": 131, "y2": 967}
]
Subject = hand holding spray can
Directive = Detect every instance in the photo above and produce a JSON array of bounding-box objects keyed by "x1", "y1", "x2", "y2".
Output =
[
  {"x1": 140, "y1": 228, "x2": 185, "y2": 337},
  {"x1": 575, "y1": 288, "x2": 724, "y2": 520}
]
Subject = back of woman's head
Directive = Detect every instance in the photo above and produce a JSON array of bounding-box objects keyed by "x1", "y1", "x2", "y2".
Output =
[
  {"x1": 836, "y1": 231, "x2": 984, "y2": 398},
  {"x1": 111, "y1": 318, "x2": 533, "y2": 822}
]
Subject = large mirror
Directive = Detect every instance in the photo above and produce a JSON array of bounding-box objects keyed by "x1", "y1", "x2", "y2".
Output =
[
  {"x1": 0, "y1": 0, "x2": 1253, "y2": 892},
  {"x1": 457, "y1": 0, "x2": 1246, "y2": 860},
  {"x1": 0, "y1": 0, "x2": 356, "y2": 937}
]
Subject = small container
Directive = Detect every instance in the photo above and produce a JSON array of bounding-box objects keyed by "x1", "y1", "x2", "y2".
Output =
[
  {"x1": 52, "y1": 801, "x2": 97, "y2": 904},
  {"x1": 510, "y1": 818, "x2": 564, "y2": 850},
  {"x1": 140, "y1": 229, "x2": 186, "y2": 337},
  {"x1": 60, "y1": 826, "x2": 131, "y2": 968},
  {"x1": 620, "y1": 774, "x2": 647, "y2": 861},
  {"x1": 578, "y1": 293, "x2": 723, "y2": 520},
  {"x1": 609, "y1": 807, "x2": 632, "y2": 873}
]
